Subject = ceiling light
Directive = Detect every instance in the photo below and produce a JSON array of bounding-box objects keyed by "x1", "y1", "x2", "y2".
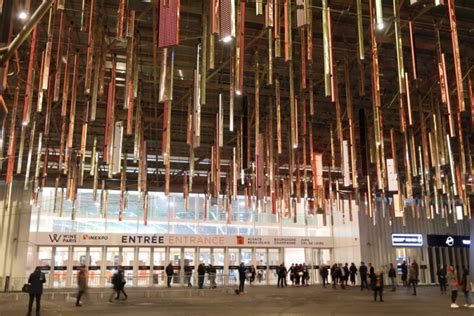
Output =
[
  {"x1": 293, "y1": 144, "x2": 298, "y2": 149},
  {"x1": 222, "y1": 35, "x2": 233, "y2": 43},
  {"x1": 235, "y1": 90, "x2": 242, "y2": 96},
  {"x1": 377, "y1": 22, "x2": 385, "y2": 30},
  {"x1": 18, "y1": 11, "x2": 28, "y2": 20}
]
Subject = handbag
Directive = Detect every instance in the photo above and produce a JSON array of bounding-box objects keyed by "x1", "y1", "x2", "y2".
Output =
[{"x1": 22, "y1": 283, "x2": 30, "y2": 293}]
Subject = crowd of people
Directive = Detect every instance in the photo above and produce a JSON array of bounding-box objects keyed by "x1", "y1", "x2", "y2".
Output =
[{"x1": 24, "y1": 260, "x2": 474, "y2": 314}]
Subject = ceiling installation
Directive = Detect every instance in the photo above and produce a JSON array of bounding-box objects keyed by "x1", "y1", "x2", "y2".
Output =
[{"x1": 0, "y1": 0, "x2": 473, "y2": 225}]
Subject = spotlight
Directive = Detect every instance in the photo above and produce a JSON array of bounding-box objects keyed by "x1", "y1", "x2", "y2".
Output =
[
  {"x1": 222, "y1": 35, "x2": 233, "y2": 43},
  {"x1": 293, "y1": 144, "x2": 298, "y2": 149},
  {"x1": 235, "y1": 90, "x2": 242, "y2": 96},
  {"x1": 18, "y1": 11, "x2": 28, "y2": 20},
  {"x1": 377, "y1": 22, "x2": 385, "y2": 30}
]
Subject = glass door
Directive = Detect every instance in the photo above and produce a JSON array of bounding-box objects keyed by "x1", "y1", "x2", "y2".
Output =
[
  {"x1": 71, "y1": 247, "x2": 87, "y2": 286},
  {"x1": 138, "y1": 248, "x2": 151, "y2": 287},
  {"x1": 268, "y1": 249, "x2": 280, "y2": 285},
  {"x1": 88, "y1": 247, "x2": 102, "y2": 287},
  {"x1": 37, "y1": 247, "x2": 53, "y2": 288},
  {"x1": 105, "y1": 247, "x2": 120, "y2": 286},
  {"x1": 121, "y1": 247, "x2": 136, "y2": 286},
  {"x1": 153, "y1": 248, "x2": 166, "y2": 286},
  {"x1": 169, "y1": 247, "x2": 182, "y2": 285},
  {"x1": 256, "y1": 249, "x2": 267, "y2": 285},
  {"x1": 53, "y1": 247, "x2": 68, "y2": 288},
  {"x1": 199, "y1": 248, "x2": 211, "y2": 265},
  {"x1": 184, "y1": 248, "x2": 195, "y2": 287},
  {"x1": 212, "y1": 248, "x2": 224, "y2": 285},
  {"x1": 228, "y1": 248, "x2": 240, "y2": 285}
]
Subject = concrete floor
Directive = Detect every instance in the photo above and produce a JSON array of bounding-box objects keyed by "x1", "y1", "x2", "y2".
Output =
[{"x1": 0, "y1": 285, "x2": 472, "y2": 316}]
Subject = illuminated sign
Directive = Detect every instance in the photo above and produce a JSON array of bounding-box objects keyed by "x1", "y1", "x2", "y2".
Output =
[
  {"x1": 427, "y1": 235, "x2": 470, "y2": 248},
  {"x1": 391, "y1": 234, "x2": 423, "y2": 247}
]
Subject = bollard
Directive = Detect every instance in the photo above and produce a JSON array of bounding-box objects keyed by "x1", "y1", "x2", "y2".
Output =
[{"x1": 3, "y1": 275, "x2": 10, "y2": 292}]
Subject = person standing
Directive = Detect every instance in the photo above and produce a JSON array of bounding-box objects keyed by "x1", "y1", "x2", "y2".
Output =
[
  {"x1": 27, "y1": 267, "x2": 46, "y2": 316},
  {"x1": 209, "y1": 264, "x2": 217, "y2": 289},
  {"x1": 343, "y1": 263, "x2": 350, "y2": 287},
  {"x1": 165, "y1": 262, "x2": 174, "y2": 288},
  {"x1": 371, "y1": 269, "x2": 384, "y2": 302},
  {"x1": 388, "y1": 263, "x2": 397, "y2": 292},
  {"x1": 288, "y1": 264, "x2": 295, "y2": 285},
  {"x1": 320, "y1": 265, "x2": 329, "y2": 288},
  {"x1": 447, "y1": 265, "x2": 460, "y2": 308},
  {"x1": 197, "y1": 263, "x2": 206, "y2": 289},
  {"x1": 437, "y1": 265, "x2": 447, "y2": 294},
  {"x1": 277, "y1": 263, "x2": 287, "y2": 287},
  {"x1": 401, "y1": 261, "x2": 408, "y2": 287},
  {"x1": 461, "y1": 268, "x2": 474, "y2": 308},
  {"x1": 184, "y1": 264, "x2": 193, "y2": 287},
  {"x1": 408, "y1": 262, "x2": 418, "y2": 296},
  {"x1": 331, "y1": 264, "x2": 338, "y2": 288},
  {"x1": 238, "y1": 263, "x2": 246, "y2": 293},
  {"x1": 349, "y1": 263, "x2": 357, "y2": 286},
  {"x1": 76, "y1": 266, "x2": 88, "y2": 307},
  {"x1": 359, "y1": 262, "x2": 368, "y2": 291}
]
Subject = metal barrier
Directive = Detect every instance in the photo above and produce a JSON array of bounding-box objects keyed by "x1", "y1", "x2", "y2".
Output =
[{"x1": 1, "y1": 273, "x2": 244, "y2": 292}]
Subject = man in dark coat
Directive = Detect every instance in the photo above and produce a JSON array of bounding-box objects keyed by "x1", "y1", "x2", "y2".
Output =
[
  {"x1": 277, "y1": 263, "x2": 287, "y2": 287},
  {"x1": 401, "y1": 261, "x2": 408, "y2": 286},
  {"x1": 109, "y1": 267, "x2": 128, "y2": 302},
  {"x1": 165, "y1": 262, "x2": 174, "y2": 288},
  {"x1": 320, "y1": 265, "x2": 329, "y2": 288},
  {"x1": 238, "y1": 263, "x2": 246, "y2": 293},
  {"x1": 359, "y1": 262, "x2": 368, "y2": 290},
  {"x1": 27, "y1": 267, "x2": 46, "y2": 316},
  {"x1": 197, "y1": 263, "x2": 206, "y2": 289}
]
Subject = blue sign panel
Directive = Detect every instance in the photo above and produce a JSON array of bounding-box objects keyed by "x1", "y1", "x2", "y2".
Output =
[{"x1": 391, "y1": 234, "x2": 423, "y2": 247}]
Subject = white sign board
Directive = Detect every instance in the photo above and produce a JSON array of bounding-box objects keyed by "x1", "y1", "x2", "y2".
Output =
[{"x1": 29, "y1": 232, "x2": 334, "y2": 248}]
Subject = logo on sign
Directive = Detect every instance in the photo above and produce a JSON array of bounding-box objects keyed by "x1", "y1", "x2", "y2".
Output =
[
  {"x1": 445, "y1": 236, "x2": 454, "y2": 247},
  {"x1": 82, "y1": 234, "x2": 108, "y2": 241},
  {"x1": 48, "y1": 234, "x2": 77, "y2": 243},
  {"x1": 236, "y1": 236, "x2": 245, "y2": 245}
]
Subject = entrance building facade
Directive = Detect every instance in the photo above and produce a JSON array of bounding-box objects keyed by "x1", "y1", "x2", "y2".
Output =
[{"x1": 29, "y1": 232, "x2": 332, "y2": 288}]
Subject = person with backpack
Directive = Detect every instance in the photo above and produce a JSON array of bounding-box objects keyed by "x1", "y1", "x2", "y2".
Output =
[
  {"x1": 27, "y1": 267, "x2": 46, "y2": 316},
  {"x1": 165, "y1": 262, "x2": 174, "y2": 288},
  {"x1": 109, "y1": 267, "x2": 127, "y2": 302}
]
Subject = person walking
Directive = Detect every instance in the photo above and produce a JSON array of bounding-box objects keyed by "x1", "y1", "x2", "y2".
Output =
[
  {"x1": 197, "y1": 263, "x2": 206, "y2": 289},
  {"x1": 320, "y1": 264, "x2": 329, "y2": 288},
  {"x1": 437, "y1": 265, "x2": 447, "y2": 294},
  {"x1": 109, "y1": 267, "x2": 128, "y2": 302},
  {"x1": 302, "y1": 264, "x2": 309, "y2": 286},
  {"x1": 184, "y1": 264, "x2": 193, "y2": 287},
  {"x1": 277, "y1": 263, "x2": 287, "y2": 287},
  {"x1": 388, "y1": 263, "x2": 397, "y2": 292},
  {"x1": 408, "y1": 262, "x2": 418, "y2": 296},
  {"x1": 331, "y1": 264, "x2": 338, "y2": 288},
  {"x1": 371, "y1": 269, "x2": 384, "y2": 302},
  {"x1": 447, "y1": 265, "x2": 460, "y2": 308},
  {"x1": 209, "y1": 264, "x2": 217, "y2": 289},
  {"x1": 359, "y1": 262, "x2": 368, "y2": 291},
  {"x1": 238, "y1": 263, "x2": 246, "y2": 293},
  {"x1": 165, "y1": 262, "x2": 174, "y2": 288},
  {"x1": 27, "y1": 267, "x2": 46, "y2": 316},
  {"x1": 76, "y1": 266, "x2": 88, "y2": 307},
  {"x1": 401, "y1": 261, "x2": 408, "y2": 286},
  {"x1": 349, "y1": 263, "x2": 357, "y2": 286},
  {"x1": 461, "y1": 268, "x2": 474, "y2": 308}
]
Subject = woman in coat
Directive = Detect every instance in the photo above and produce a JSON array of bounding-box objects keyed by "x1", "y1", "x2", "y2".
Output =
[
  {"x1": 447, "y1": 265, "x2": 460, "y2": 308},
  {"x1": 349, "y1": 263, "x2": 357, "y2": 286}
]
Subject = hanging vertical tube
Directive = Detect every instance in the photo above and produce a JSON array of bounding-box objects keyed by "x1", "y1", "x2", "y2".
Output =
[{"x1": 447, "y1": 0, "x2": 465, "y2": 112}]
